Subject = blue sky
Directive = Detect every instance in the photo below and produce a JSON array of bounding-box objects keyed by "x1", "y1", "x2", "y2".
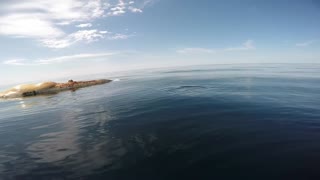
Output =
[{"x1": 0, "y1": 0, "x2": 319, "y2": 84}]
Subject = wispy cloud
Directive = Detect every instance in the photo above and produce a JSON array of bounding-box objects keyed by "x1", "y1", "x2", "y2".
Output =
[
  {"x1": 0, "y1": 0, "x2": 152, "y2": 48},
  {"x1": 4, "y1": 0, "x2": 106, "y2": 22},
  {"x1": 128, "y1": 7, "x2": 143, "y2": 13},
  {"x1": 76, "y1": 23, "x2": 93, "y2": 28},
  {"x1": 42, "y1": 29, "x2": 130, "y2": 48},
  {"x1": 295, "y1": 40, "x2": 316, "y2": 47},
  {"x1": 41, "y1": 29, "x2": 106, "y2": 48},
  {"x1": 0, "y1": 13, "x2": 64, "y2": 39},
  {"x1": 177, "y1": 40, "x2": 256, "y2": 54},
  {"x1": 141, "y1": 0, "x2": 158, "y2": 8},
  {"x1": 224, "y1": 40, "x2": 255, "y2": 51},
  {"x1": 108, "y1": 33, "x2": 131, "y2": 40},
  {"x1": 36, "y1": 53, "x2": 117, "y2": 64},
  {"x1": 107, "y1": 0, "x2": 143, "y2": 16},
  {"x1": 3, "y1": 59, "x2": 29, "y2": 66},
  {"x1": 3, "y1": 53, "x2": 117, "y2": 66}
]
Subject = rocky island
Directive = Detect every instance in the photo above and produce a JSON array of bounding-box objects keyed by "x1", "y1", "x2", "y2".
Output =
[{"x1": 0, "y1": 79, "x2": 112, "y2": 98}]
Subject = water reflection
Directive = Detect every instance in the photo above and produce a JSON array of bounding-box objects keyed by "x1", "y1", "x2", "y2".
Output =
[
  {"x1": 26, "y1": 108, "x2": 82, "y2": 163},
  {"x1": 23, "y1": 102, "x2": 131, "y2": 178}
]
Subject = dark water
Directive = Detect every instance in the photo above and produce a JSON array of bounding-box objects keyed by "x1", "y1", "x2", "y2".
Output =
[{"x1": 1, "y1": 64, "x2": 320, "y2": 180}]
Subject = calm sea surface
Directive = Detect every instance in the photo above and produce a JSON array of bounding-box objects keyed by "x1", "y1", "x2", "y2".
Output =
[{"x1": 1, "y1": 64, "x2": 320, "y2": 179}]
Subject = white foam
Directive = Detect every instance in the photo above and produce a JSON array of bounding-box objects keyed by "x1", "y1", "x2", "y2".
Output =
[{"x1": 113, "y1": 79, "x2": 120, "y2": 82}]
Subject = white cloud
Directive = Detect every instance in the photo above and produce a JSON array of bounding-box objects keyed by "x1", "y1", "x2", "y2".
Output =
[
  {"x1": 107, "y1": 0, "x2": 145, "y2": 16},
  {"x1": 108, "y1": 33, "x2": 130, "y2": 40},
  {"x1": 36, "y1": 53, "x2": 116, "y2": 64},
  {"x1": 3, "y1": 53, "x2": 117, "y2": 66},
  {"x1": 128, "y1": 7, "x2": 143, "y2": 13},
  {"x1": 71, "y1": 30, "x2": 104, "y2": 42},
  {"x1": 225, "y1": 40, "x2": 255, "y2": 51},
  {"x1": 3, "y1": 59, "x2": 28, "y2": 66},
  {"x1": 141, "y1": 0, "x2": 157, "y2": 8},
  {"x1": 108, "y1": 6, "x2": 126, "y2": 16},
  {"x1": 296, "y1": 40, "x2": 316, "y2": 47},
  {"x1": 42, "y1": 29, "x2": 106, "y2": 48},
  {"x1": 42, "y1": 39, "x2": 73, "y2": 49},
  {"x1": 177, "y1": 48, "x2": 216, "y2": 54},
  {"x1": 76, "y1": 23, "x2": 93, "y2": 28},
  {"x1": 0, "y1": 0, "x2": 106, "y2": 48},
  {"x1": 56, "y1": 21, "x2": 72, "y2": 26},
  {"x1": 99, "y1": 31, "x2": 110, "y2": 34},
  {"x1": 0, "y1": 13, "x2": 64, "y2": 39},
  {"x1": 108, "y1": 10, "x2": 126, "y2": 16},
  {"x1": 0, "y1": 0, "x2": 152, "y2": 48},
  {"x1": 5, "y1": 0, "x2": 105, "y2": 22},
  {"x1": 42, "y1": 30, "x2": 131, "y2": 48}
]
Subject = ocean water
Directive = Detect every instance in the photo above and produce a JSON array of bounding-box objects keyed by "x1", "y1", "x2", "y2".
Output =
[{"x1": 1, "y1": 64, "x2": 320, "y2": 179}]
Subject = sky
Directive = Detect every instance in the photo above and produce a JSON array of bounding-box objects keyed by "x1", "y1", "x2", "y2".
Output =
[{"x1": 0, "y1": 0, "x2": 320, "y2": 85}]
